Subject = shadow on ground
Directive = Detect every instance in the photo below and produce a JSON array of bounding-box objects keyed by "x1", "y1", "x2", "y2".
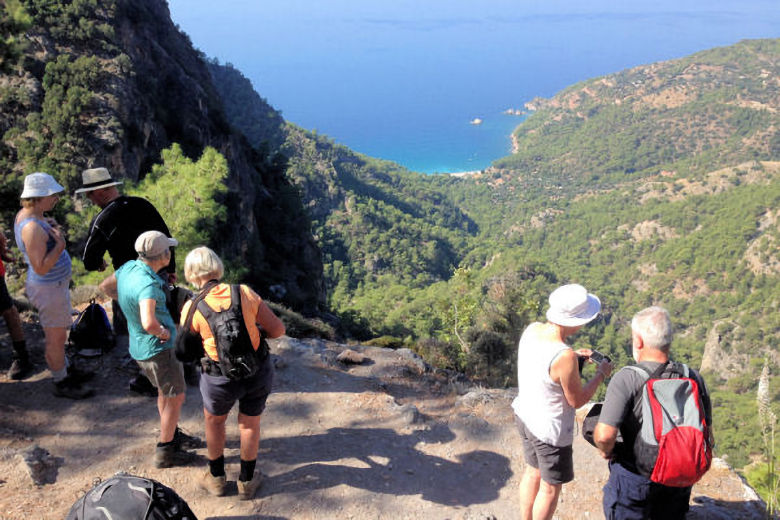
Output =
[{"x1": 259, "y1": 425, "x2": 512, "y2": 506}]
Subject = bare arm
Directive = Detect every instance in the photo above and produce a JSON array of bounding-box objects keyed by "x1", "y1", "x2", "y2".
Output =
[
  {"x1": 551, "y1": 349, "x2": 612, "y2": 409},
  {"x1": 593, "y1": 422, "x2": 619, "y2": 459},
  {"x1": 21, "y1": 221, "x2": 66, "y2": 276},
  {"x1": 139, "y1": 298, "x2": 170, "y2": 341},
  {"x1": 256, "y1": 300, "x2": 285, "y2": 338},
  {"x1": 99, "y1": 273, "x2": 118, "y2": 300}
]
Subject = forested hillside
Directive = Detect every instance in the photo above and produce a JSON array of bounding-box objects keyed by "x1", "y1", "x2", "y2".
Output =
[
  {"x1": 2, "y1": 0, "x2": 778, "y2": 496},
  {"x1": 212, "y1": 40, "x2": 780, "y2": 484}
]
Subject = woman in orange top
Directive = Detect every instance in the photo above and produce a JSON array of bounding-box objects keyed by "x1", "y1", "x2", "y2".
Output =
[{"x1": 181, "y1": 246, "x2": 285, "y2": 500}]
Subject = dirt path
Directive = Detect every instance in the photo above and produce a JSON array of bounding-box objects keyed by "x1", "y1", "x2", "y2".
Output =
[{"x1": 0, "y1": 313, "x2": 767, "y2": 519}]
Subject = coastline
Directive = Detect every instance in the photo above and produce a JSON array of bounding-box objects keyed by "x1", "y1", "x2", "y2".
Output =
[{"x1": 448, "y1": 170, "x2": 482, "y2": 177}]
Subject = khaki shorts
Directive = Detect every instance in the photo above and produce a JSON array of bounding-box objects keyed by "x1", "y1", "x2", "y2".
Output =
[
  {"x1": 136, "y1": 348, "x2": 186, "y2": 397},
  {"x1": 26, "y1": 279, "x2": 73, "y2": 328}
]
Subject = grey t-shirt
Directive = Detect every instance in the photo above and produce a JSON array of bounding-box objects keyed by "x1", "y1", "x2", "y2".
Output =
[{"x1": 599, "y1": 361, "x2": 712, "y2": 472}]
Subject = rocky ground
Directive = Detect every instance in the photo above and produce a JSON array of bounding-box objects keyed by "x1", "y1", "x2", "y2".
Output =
[{"x1": 0, "y1": 304, "x2": 768, "y2": 519}]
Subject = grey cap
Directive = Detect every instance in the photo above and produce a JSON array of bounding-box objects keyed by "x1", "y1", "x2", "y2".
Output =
[{"x1": 134, "y1": 230, "x2": 178, "y2": 258}]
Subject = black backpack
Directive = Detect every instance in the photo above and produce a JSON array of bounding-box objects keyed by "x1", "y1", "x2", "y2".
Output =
[
  {"x1": 65, "y1": 473, "x2": 197, "y2": 520},
  {"x1": 68, "y1": 299, "x2": 114, "y2": 358},
  {"x1": 196, "y1": 284, "x2": 261, "y2": 380}
]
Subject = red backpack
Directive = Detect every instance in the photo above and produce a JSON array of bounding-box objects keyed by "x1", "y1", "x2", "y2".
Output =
[{"x1": 628, "y1": 362, "x2": 713, "y2": 487}]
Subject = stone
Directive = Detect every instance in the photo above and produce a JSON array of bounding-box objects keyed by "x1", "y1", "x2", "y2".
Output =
[{"x1": 18, "y1": 445, "x2": 59, "y2": 485}]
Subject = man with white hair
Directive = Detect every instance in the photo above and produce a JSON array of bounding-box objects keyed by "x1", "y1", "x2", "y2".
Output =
[
  {"x1": 593, "y1": 306, "x2": 712, "y2": 519},
  {"x1": 513, "y1": 283, "x2": 613, "y2": 520}
]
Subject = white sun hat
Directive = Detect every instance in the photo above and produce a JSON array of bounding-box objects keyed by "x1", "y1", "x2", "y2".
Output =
[
  {"x1": 20, "y1": 172, "x2": 65, "y2": 198},
  {"x1": 546, "y1": 284, "x2": 601, "y2": 327}
]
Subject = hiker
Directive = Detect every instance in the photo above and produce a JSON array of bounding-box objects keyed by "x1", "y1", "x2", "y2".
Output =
[
  {"x1": 512, "y1": 283, "x2": 612, "y2": 520},
  {"x1": 178, "y1": 246, "x2": 285, "y2": 500},
  {"x1": 13, "y1": 173, "x2": 93, "y2": 398},
  {"x1": 0, "y1": 227, "x2": 33, "y2": 380},
  {"x1": 593, "y1": 306, "x2": 713, "y2": 520},
  {"x1": 77, "y1": 167, "x2": 176, "y2": 396},
  {"x1": 100, "y1": 230, "x2": 200, "y2": 467}
]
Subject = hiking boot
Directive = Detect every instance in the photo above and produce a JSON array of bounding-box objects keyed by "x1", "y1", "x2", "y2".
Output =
[
  {"x1": 66, "y1": 365, "x2": 95, "y2": 383},
  {"x1": 174, "y1": 427, "x2": 204, "y2": 450},
  {"x1": 198, "y1": 469, "x2": 226, "y2": 496},
  {"x1": 129, "y1": 374, "x2": 158, "y2": 397},
  {"x1": 154, "y1": 443, "x2": 196, "y2": 468},
  {"x1": 53, "y1": 375, "x2": 94, "y2": 400},
  {"x1": 8, "y1": 356, "x2": 34, "y2": 380},
  {"x1": 237, "y1": 469, "x2": 263, "y2": 500}
]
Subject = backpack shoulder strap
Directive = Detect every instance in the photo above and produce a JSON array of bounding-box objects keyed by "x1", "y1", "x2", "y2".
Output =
[
  {"x1": 671, "y1": 362, "x2": 690, "y2": 378},
  {"x1": 626, "y1": 364, "x2": 651, "y2": 381},
  {"x1": 230, "y1": 284, "x2": 243, "y2": 311},
  {"x1": 628, "y1": 361, "x2": 675, "y2": 380},
  {"x1": 184, "y1": 279, "x2": 219, "y2": 330}
]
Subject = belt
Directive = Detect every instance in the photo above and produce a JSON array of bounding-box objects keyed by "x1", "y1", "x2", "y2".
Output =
[{"x1": 199, "y1": 342, "x2": 269, "y2": 377}]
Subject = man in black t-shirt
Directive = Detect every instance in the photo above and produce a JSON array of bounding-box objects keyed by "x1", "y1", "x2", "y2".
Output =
[
  {"x1": 593, "y1": 306, "x2": 712, "y2": 520},
  {"x1": 77, "y1": 168, "x2": 176, "y2": 396},
  {"x1": 78, "y1": 168, "x2": 175, "y2": 276}
]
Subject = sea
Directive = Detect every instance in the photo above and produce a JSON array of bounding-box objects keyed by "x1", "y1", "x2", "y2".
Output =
[{"x1": 168, "y1": 0, "x2": 779, "y2": 174}]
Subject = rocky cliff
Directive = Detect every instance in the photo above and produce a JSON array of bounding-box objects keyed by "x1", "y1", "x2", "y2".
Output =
[{"x1": 0, "y1": 0, "x2": 323, "y2": 312}]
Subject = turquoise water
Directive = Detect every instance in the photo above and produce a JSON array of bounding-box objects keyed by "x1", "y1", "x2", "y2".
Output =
[{"x1": 168, "y1": 1, "x2": 779, "y2": 173}]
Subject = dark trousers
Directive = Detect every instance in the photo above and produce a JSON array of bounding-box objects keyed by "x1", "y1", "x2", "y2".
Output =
[{"x1": 603, "y1": 460, "x2": 691, "y2": 520}]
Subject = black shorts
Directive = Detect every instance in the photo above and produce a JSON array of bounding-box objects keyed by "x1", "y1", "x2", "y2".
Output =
[
  {"x1": 515, "y1": 415, "x2": 574, "y2": 485},
  {"x1": 199, "y1": 354, "x2": 273, "y2": 417},
  {"x1": 0, "y1": 277, "x2": 13, "y2": 312}
]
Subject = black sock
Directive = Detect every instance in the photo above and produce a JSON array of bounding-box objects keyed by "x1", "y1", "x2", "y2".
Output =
[
  {"x1": 239, "y1": 459, "x2": 257, "y2": 482},
  {"x1": 209, "y1": 455, "x2": 225, "y2": 477}
]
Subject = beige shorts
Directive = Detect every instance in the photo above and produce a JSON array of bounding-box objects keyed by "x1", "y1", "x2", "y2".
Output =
[
  {"x1": 136, "y1": 348, "x2": 186, "y2": 398},
  {"x1": 26, "y1": 279, "x2": 73, "y2": 328}
]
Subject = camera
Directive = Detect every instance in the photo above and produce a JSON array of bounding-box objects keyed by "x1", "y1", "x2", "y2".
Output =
[{"x1": 590, "y1": 350, "x2": 611, "y2": 364}]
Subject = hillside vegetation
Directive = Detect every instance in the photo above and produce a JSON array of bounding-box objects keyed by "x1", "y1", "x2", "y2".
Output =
[
  {"x1": 1, "y1": 0, "x2": 778, "y2": 498},
  {"x1": 213, "y1": 40, "x2": 780, "y2": 477}
]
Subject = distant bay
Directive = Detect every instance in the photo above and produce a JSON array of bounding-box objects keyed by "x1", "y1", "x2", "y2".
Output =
[{"x1": 168, "y1": 0, "x2": 779, "y2": 174}]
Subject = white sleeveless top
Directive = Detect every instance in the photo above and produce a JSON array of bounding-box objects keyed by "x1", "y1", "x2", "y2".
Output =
[{"x1": 511, "y1": 322, "x2": 575, "y2": 446}]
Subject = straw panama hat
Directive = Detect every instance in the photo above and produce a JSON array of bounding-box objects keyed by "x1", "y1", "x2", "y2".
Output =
[
  {"x1": 546, "y1": 284, "x2": 601, "y2": 327},
  {"x1": 20, "y1": 172, "x2": 65, "y2": 198},
  {"x1": 75, "y1": 167, "x2": 123, "y2": 194}
]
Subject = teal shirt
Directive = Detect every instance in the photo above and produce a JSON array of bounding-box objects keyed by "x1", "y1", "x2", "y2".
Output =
[{"x1": 116, "y1": 259, "x2": 177, "y2": 361}]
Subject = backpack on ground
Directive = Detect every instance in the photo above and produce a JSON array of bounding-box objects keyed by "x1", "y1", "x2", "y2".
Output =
[
  {"x1": 68, "y1": 299, "x2": 114, "y2": 358},
  {"x1": 66, "y1": 473, "x2": 197, "y2": 520},
  {"x1": 628, "y1": 361, "x2": 712, "y2": 487},
  {"x1": 195, "y1": 284, "x2": 263, "y2": 380}
]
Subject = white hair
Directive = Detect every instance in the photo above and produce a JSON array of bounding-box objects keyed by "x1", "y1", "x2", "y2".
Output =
[
  {"x1": 184, "y1": 246, "x2": 224, "y2": 284},
  {"x1": 631, "y1": 306, "x2": 672, "y2": 350}
]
